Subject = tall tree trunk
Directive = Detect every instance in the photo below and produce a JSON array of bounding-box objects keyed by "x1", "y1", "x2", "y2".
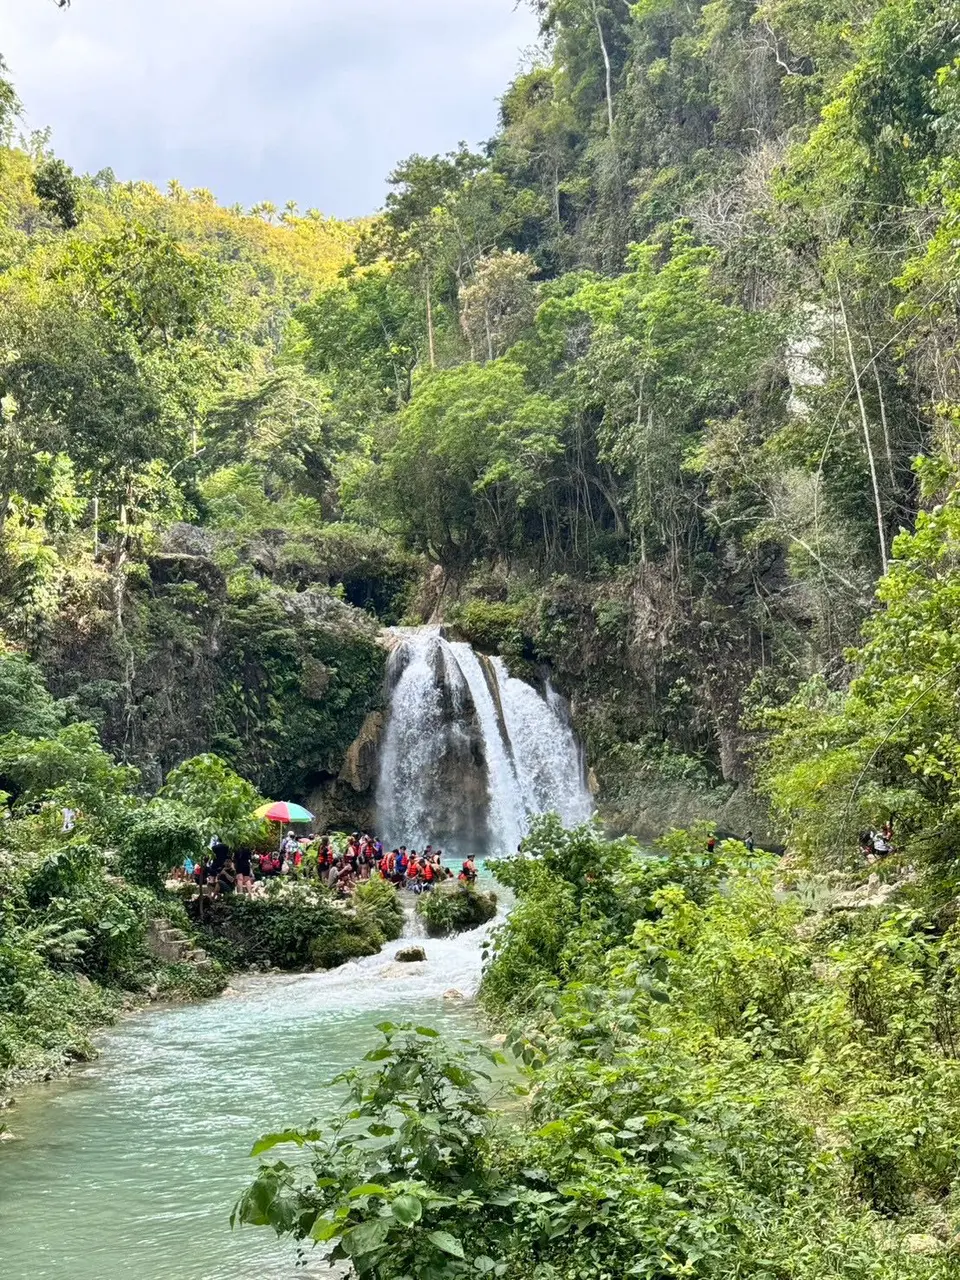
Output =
[
  {"x1": 864, "y1": 331, "x2": 897, "y2": 494},
  {"x1": 592, "y1": 1, "x2": 615, "y2": 142},
  {"x1": 836, "y1": 279, "x2": 888, "y2": 573},
  {"x1": 425, "y1": 272, "x2": 436, "y2": 370}
]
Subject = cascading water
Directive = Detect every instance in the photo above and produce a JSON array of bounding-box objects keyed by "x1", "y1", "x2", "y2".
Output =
[
  {"x1": 491, "y1": 657, "x2": 593, "y2": 826},
  {"x1": 376, "y1": 628, "x2": 592, "y2": 855}
]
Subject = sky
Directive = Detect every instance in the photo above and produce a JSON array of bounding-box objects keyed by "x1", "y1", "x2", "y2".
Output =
[{"x1": 0, "y1": 0, "x2": 540, "y2": 218}]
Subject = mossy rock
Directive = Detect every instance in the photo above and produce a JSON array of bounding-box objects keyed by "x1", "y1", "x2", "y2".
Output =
[
  {"x1": 310, "y1": 929, "x2": 381, "y2": 969},
  {"x1": 416, "y1": 887, "x2": 498, "y2": 938},
  {"x1": 395, "y1": 946, "x2": 427, "y2": 963}
]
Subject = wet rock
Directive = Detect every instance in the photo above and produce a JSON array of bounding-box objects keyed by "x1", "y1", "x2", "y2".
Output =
[
  {"x1": 340, "y1": 711, "x2": 385, "y2": 792},
  {"x1": 443, "y1": 989, "x2": 464, "y2": 1000},
  {"x1": 395, "y1": 946, "x2": 427, "y2": 963},
  {"x1": 377, "y1": 963, "x2": 419, "y2": 979}
]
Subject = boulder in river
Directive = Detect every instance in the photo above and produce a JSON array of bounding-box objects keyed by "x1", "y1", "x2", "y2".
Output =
[{"x1": 395, "y1": 946, "x2": 427, "y2": 963}]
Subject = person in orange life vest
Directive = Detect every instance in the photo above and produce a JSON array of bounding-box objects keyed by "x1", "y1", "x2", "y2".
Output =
[{"x1": 459, "y1": 857, "x2": 478, "y2": 885}]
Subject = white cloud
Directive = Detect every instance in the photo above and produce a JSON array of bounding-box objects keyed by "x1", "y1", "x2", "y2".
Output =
[{"x1": 0, "y1": 0, "x2": 539, "y2": 216}]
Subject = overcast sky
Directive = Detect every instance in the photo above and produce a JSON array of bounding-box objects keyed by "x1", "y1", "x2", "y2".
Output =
[{"x1": 0, "y1": 0, "x2": 539, "y2": 217}]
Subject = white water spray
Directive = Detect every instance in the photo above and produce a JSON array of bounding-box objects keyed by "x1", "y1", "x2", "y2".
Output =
[{"x1": 376, "y1": 628, "x2": 592, "y2": 856}]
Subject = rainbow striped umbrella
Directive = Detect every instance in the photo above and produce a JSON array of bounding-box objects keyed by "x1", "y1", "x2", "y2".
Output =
[{"x1": 254, "y1": 801, "x2": 314, "y2": 824}]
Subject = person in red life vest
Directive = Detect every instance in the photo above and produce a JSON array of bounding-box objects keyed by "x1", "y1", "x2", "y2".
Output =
[
  {"x1": 459, "y1": 857, "x2": 478, "y2": 885},
  {"x1": 421, "y1": 858, "x2": 436, "y2": 892}
]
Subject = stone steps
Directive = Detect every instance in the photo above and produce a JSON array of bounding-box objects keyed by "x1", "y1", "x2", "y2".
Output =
[{"x1": 146, "y1": 918, "x2": 213, "y2": 968}]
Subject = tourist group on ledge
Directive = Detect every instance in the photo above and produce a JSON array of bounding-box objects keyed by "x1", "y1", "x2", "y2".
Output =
[{"x1": 178, "y1": 833, "x2": 479, "y2": 899}]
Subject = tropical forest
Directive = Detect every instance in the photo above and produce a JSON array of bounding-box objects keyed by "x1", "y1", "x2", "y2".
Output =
[{"x1": 3, "y1": 0, "x2": 960, "y2": 1276}]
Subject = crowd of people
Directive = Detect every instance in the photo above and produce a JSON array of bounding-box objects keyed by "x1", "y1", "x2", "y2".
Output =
[{"x1": 180, "y1": 832, "x2": 480, "y2": 899}]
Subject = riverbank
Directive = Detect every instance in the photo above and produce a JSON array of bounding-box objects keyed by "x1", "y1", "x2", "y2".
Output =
[{"x1": 1, "y1": 875, "x2": 413, "y2": 1098}]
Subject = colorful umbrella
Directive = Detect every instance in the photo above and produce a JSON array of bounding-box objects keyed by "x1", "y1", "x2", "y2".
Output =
[{"x1": 254, "y1": 801, "x2": 314, "y2": 824}]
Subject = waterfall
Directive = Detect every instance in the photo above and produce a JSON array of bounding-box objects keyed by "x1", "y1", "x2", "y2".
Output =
[
  {"x1": 376, "y1": 628, "x2": 592, "y2": 856},
  {"x1": 491, "y1": 658, "x2": 593, "y2": 828}
]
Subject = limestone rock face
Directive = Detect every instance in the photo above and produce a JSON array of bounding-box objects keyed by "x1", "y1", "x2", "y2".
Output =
[{"x1": 340, "y1": 711, "x2": 385, "y2": 793}]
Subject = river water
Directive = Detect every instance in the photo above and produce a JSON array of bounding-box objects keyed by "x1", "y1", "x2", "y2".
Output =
[{"x1": 0, "y1": 916, "x2": 492, "y2": 1280}]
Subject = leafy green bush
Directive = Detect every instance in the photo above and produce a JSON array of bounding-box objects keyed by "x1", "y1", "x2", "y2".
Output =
[
  {"x1": 0, "y1": 650, "x2": 64, "y2": 738},
  {"x1": 120, "y1": 799, "x2": 204, "y2": 890},
  {"x1": 240, "y1": 824, "x2": 960, "y2": 1278},
  {"x1": 415, "y1": 885, "x2": 497, "y2": 938},
  {"x1": 448, "y1": 599, "x2": 531, "y2": 659},
  {"x1": 354, "y1": 876, "x2": 405, "y2": 943},
  {"x1": 235, "y1": 1025, "x2": 517, "y2": 1277},
  {"x1": 195, "y1": 880, "x2": 402, "y2": 970},
  {"x1": 160, "y1": 753, "x2": 265, "y2": 847},
  {"x1": 0, "y1": 721, "x2": 139, "y2": 822}
]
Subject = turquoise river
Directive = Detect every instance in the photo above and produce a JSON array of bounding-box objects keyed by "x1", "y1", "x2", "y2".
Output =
[{"x1": 0, "y1": 911, "x2": 494, "y2": 1280}]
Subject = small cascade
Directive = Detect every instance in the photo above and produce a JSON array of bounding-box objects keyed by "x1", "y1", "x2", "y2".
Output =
[
  {"x1": 491, "y1": 658, "x2": 594, "y2": 828},
  {"x1": 376, "y1": 628, "x2": 592, "y2": 856}
]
